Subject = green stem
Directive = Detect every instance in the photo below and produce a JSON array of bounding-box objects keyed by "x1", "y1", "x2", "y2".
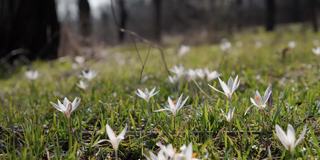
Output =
[{"x1": 67, "y1": 117, "x2": 73, "y2": 151}]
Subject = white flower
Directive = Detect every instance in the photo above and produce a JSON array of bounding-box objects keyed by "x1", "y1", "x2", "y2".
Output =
[
  {"x1": 178, "y1": 45, "x2": 191, "y2": 56},
  {"x1": 77, "y1": 80, "x2": 88, "y2": 90},
  {"x1": 250, "y1": 85, "x2": 272, "y2": 109},
  {"x1": 209, "y1": 75, "x2": 240, "y2": 99},
  {"x1": 288, "y1": 41, "x2": 296, "y2": 49},
  {"x1": 168, "y1": 75, "x2": 179, "y2": 84},
  {"x1": 203, "y1": 69, "x2": 220, "y2": 81},
  {"x1": 170, "y1": 65, "x2": 185, "y2": 77},
  {"x1": 221, "y1": 107, "x2": 235, "y2": 122},
  {"x1": 145, "y1": 142, "x2": 198, "y2": 160},
  {"x1": 136, "y1": 87, "x2": 159, "y2": 102},
  {"x1": 186, "y1": 69, "x2": 198, "y2": 81},
  {"x1": 312, "y1": 47, "x2": 320, "y2": 56},
  {"x1": 177, "y1": 143, "x2": 199, "y2": 160},
  {"x1": 75, "y1": 56, "x2": 85, "y2": 64},
  {"x1": 80, "y1": 69, "x2": 97, "y2": 81},
  {"x1": 50, "y1": 97, "x2": 81, "y2": 118},
  {"x1": 106, "y1": 124, "x2": 127, "y2": 151},
  {"x1": 25, "y1": 70, "x2": 39, "y2": 80},
  {"x1": 220, "y1": 40, "x2": 232, "y2": 52},
  {"x1": 275, "y1": 124, "x2": 307, "y2": 152},
  {"x1": 155, "y1": 94, "x2": 189, "y2": 116}
]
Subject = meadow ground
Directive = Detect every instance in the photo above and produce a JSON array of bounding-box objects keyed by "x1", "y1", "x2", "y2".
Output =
[{"x1": 0, "y1": 27, "x2": 320, "y2": 159}]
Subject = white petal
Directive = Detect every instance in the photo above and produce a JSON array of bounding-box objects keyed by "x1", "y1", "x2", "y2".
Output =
[
  {"x1": 106, "y1": 124, "x2": 117, "y2": 144},
  {"x1": 287, "y1": 124, "x2": 296, "y2": 145},
  {"x1": 117, "y1": 124, "x2": 127, "y2": 140},
  {"x1": 275, "y1": 125, "x2": 290, "y2": 150}
]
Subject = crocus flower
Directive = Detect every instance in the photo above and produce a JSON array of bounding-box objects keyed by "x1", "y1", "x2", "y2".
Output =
[
  {"x1": 168, "y1": 75, "x2": 179, "y2": 84},
  {"x1": 170, "y1": 65, "x2": 185, "y2": 77},
  {"x1": 250, "y1": 85, "x2": 272, "y2": 109},
  {"x1": 155, "y1": 94, "x2": 189, "y2": 116},
  {"x1": 221, "y1": 107, "x2": 235, "y2": 122},
  {"x1": 25, "y1": 70, "x2": 39, "y2": 80},
  {"x1": 312, "y1": 47, "x2": 320, "y2": 56},
  {"x1": 275, "y1": 124, "x2": 307, "y2": 152},
  {"x1": 80, "y1": 69, "x2": 97, "y2": 81},
  {"x1": 288, "y1": 41, "x2": 296, "y2": 49},
  {"x1": 50, "y1": 97, "x2": 81, "y2": 118},
  {"x1": 177, "y1": 143, "x2": 199, "y2": 160},
  {"x1": 136, "y1": 87, "x2": 159, "y2": 102},
  {"x1": 220, "y1": 39, "x2": 232, "y2": 52},
  {"x1": 106, "y1": 124, "x2": 127, "y2": 151},
  {"x1": 178, "y1": 45, "x2": 191, "y2": 57},
  {"x1": 203, "y1": 69, "x2": 220, "y2": 81},
  {"x1": 75, "y1": 56, "x2": 85, "y2": 65},
  {"x1": 144, "y1": 142, "x2": 198, "y2": 160},
  {"x1": 209, "y1": 75, "x2": 240, "y2": 99},
  {"x1": 77, "y1": 80, "x2": 88, "y2": 90}
]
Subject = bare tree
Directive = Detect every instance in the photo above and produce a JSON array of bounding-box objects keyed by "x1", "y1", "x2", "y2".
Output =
[
  {"x1": 153, "y1": 0, "x2": 162, "y2": 42},
  {"x1": 78, "y1": 0, "x2": 92, "y2": 38},
  {"x1": 117, "y1": 0, "x2": 128, "y2": 42},
  {"x1": 265, "y1": 0, "x2": 276, "y2": 31},
  {"x1": 309, "y1": 0, "x2": 318, "y2": 32},
  {"x1": 0, "y1": 0, "x2": 60, "y2": 60}
]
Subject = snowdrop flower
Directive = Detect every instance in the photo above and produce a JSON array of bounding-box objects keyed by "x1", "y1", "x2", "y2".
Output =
[
  {"x1": 136, "y1": 87, "x2": 159, "y2": 102},
  {"x1": 250, "y1": 85, "x2": 272, "y2": 109},
  {"x1": 77, "y1": 80, "x2": 88, "y2": 90},
  {"x1": 209, "y1": 75, "x2": 240, "y2": 99},
  {"x1": 25, "y1": 70, "x2": 39, "y2": 80},
  {"x1": 106, "y1": 124, "x2": 127, "y2": 152},
  {"x1": 170, "y1": 65, "x2": 185, "y2": 77},
  {"x1": 178, "y1": 45, "x2": 191, "y2": 56},
  {"x1": 155, "y1": 94, "x2": 189, "y2": 116},
  {"x1": 288, "y1": 41, "x2": 296, "y2": 49},
  {"x1": 275, "y1": 124, "x2": 307, "y2": 152},
  {"x1": 50, "y1": 97, "x2": 81, "y2": 118},
  {"x1": 80, "y1": 69, "x2": 97, "y2": 81},
  {"x1": 221, "y1": 107, "x2": 235, "y2": 122},
  {"x1": 203, "y1": 69, "x2": 220, "y2": 81},
  {"x1": 312, "y1": 47, "x2": 320, "y2": 56}
]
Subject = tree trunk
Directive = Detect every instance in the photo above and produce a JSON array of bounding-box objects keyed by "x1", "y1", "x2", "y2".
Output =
[
  {"x1": 118, "y1": 0, "x2": 127, "y2": 42},
  {"x1": 0, "y1": 0, "x2": 60, "y2": 60},
  {"x1": 153, "y1": 0, "x2": 162, "y2": 42},
  {"x1": 310, "y1": 0, "x2": 318, "y2": 32},
  {"x1": 265, "y1": 0, "x2": 276, "y2": 31},
  {"x1": 78, "y1": 0, "x2": 92, "y2": 38}
]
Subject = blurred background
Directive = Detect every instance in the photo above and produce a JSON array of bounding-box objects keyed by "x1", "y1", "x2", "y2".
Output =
[{"x1": 0, "y1": 0, "x2": 319, "y2": 61}]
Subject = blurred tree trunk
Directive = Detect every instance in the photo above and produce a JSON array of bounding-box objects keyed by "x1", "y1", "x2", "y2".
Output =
[
  {"x1": 310, "y1": 0, "x2": 318, "y2": 32},
  {"x1": 292, "y1": 0, "x2": 301, "y2": 22},
  {"x1": 78, "y1": 0, "x2": 92, "y2": 38},
  {"x1": 265, "y1": 0, "x2": 276, "y2": 31},
  {"x1": 153, "y1": 0, "x2": 162, "y2": 42},
  {"x1": 235, "y1": 0, "x2": 243, "y2": 30},
  {"x1": 0, "y1": 0, "x2": 60, "y2": 60},
  {"x1": 118, "y1": 0, "x2": 127, "y2": 42}
]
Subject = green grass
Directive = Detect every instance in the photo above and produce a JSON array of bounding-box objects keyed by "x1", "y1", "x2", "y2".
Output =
[{"x1": 0, "y1": 27, "x2": 320, "y2": 159}]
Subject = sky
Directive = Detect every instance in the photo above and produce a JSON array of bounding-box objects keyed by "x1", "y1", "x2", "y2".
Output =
[{"x1": 56, "y1": 0, "x2": 111, "y2": 20}]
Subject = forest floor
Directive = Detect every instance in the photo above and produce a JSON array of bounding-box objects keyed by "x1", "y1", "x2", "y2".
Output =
[{"x1": 0, "y1": 27, "x2": 320, "y2": 159}]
